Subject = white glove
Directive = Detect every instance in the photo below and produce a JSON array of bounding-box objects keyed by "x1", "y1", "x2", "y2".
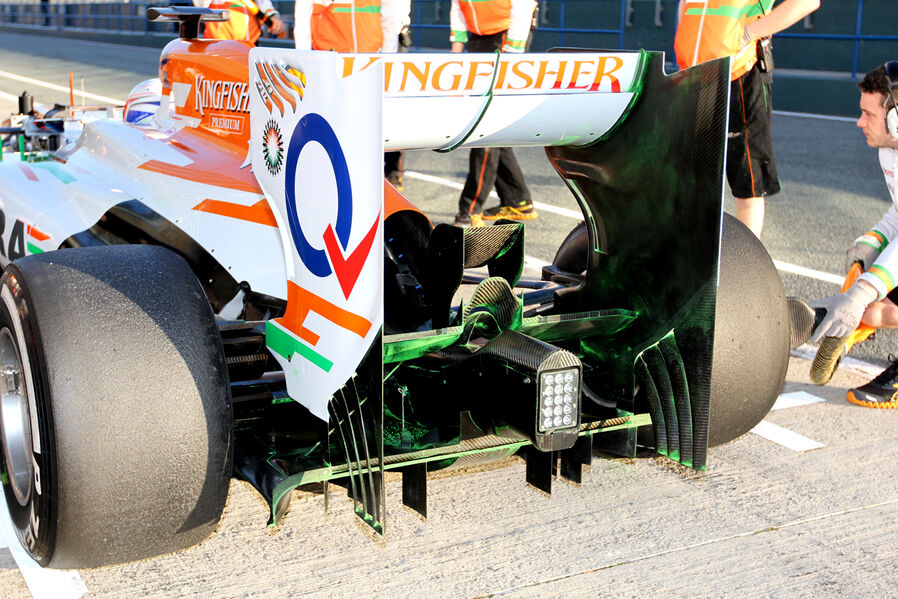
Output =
[
  {"x1": 809, "y1": 282, "x2": 878, "y2": 343},
  {"x1": 844, "y1": 231, "x2": 885, "y2": 273}
]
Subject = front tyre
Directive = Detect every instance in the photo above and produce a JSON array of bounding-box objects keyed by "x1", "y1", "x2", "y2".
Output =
[{"x1": 0, "y1": 245, "x2": 232, "y2": 568}]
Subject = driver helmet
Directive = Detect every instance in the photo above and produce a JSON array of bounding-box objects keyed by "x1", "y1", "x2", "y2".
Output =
[{"x1": 123, "y1": 79, "x2": 162, "y2": 126}]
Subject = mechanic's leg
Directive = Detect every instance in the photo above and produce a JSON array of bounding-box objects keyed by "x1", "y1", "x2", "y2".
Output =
[
  {"x1": 848, "y1": 297, "x2": 898, "y2": 407},
  {"x1": 459, "y1": 147, "x2": 499, "y2": 215},
  {"x1": 727, "y1": 66, "x2": 778, "y2": 240},
  {"x1": 736, "y1": 196, "x2": 765, "y2": 238},
  {"x1": 484, "y1": 148, "x2": 537, "y2": 221},
  {"x1": 384, "y1": 150, "x2": 404, "y2": 189},
  {"x1": 494, "y1": 147, "x2": 533, "y2": 208},
  {"x1": 861, "y1": 297, "x2": 898, "y2": 328}
]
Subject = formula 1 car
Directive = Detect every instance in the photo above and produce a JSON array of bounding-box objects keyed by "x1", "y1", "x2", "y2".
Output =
[{"x1": 0, "y1": 7, "x2": 791, "y2": 568}]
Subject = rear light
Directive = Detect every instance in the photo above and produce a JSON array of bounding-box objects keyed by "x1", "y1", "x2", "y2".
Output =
[{"x1": 538, "y1": 368, "x2": 579, "y2": 432}]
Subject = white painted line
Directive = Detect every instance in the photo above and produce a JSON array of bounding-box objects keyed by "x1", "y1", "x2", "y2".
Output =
[
  {"x1": 0, "y1": 70, "x2": 123, "y2": 105},
  {"x1": 0, "y1": 89, "x2": 18, "y2": 102},
  {"x1": 773, "y1": 260, "x2": 843, "y2": 285},
  {"x1": 0, "y1": 507, "x2": 88, "y2": 599},
  {"x1": 405, "y1": 170, "x2": 584, "y2": 219},
  {"x1": 409, "y1": 165, "x2": 846, "y2": 287},
  {"x1": 750, "y1": 420, "x2": 825, "y2": 451},
  {"x1": 772, "y1": 390, "x2": 826, "y2": 410},
  {"x1": 404, "y1": 169, "x2": 467, "y2": 190},
  {"x1": 524, "y1": 255, "x2": 549, "y2": 269},
  {"x1": 0, "y1": 508, "x2": 14, "y2": 552},
  {"x1": 774, "y1": 109, "x2": 857, "y2": 123},
  {"x1": 532, "y1": 201, "x2": 582, "y2": 220}
]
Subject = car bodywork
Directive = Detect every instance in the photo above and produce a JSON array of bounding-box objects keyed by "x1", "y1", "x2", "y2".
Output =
[{"x1": 0, "y1": 8, "x2": 751, "y2": 549}]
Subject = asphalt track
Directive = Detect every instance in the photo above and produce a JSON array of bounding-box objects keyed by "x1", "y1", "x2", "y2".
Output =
[{"x1": 1, "y1": 32, "x2": 898, "y2": 598}]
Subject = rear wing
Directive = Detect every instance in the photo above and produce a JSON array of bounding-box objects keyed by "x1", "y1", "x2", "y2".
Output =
[
  {"x1": 248, "y1": 49, "x2": 645, "y2": 420},
  {"x1": 251, "y1": 50, "x2": 644, "y2": 152},
  {"x1": 247, "y1": 48, "x2": 729, "y2": 427},
  {"x1": 244, "y1": 46, "x2": 730, "y2": 529}
]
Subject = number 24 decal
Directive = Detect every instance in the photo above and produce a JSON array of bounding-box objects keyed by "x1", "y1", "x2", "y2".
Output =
[{"x1": 0, "y1": 208, "x2": 44, "y2": 261}]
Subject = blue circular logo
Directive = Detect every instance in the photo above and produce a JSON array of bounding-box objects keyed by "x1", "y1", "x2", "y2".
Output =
[{"x1": 284, "y1": 113, "x2": 353, "y2": 277}]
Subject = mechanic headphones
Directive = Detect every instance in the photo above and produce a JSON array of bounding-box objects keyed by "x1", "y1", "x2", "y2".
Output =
[{"x1": 883, "y1": 61, "x2": 898, "y2": 140}]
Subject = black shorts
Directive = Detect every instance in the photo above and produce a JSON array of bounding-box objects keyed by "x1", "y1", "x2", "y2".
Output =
[
  {"x1": 466, "y1": 30, "x2": 532, "y2": 53},
  {"x1": 727, "y1": 62, "x2": 780, "y2": 199}
]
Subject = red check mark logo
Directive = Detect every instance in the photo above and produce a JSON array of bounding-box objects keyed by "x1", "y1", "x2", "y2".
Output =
[{"x1": 323, "y1": 214, "x2": 380, "y2": 299}]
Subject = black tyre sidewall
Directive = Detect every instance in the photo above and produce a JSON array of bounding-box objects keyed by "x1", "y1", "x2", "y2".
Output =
[
  {"x1": 552, "y1": 221, "x2": 588, "y2": 274},
  {"x1": 2, "y1": 245, "x2": 232, "y2": 568},
  {"x1": 0, "y1": 267, "x2": 58, "y2": 565}
]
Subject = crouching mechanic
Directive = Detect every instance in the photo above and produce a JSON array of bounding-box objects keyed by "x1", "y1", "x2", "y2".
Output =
[{"x1": 809, "y1": 62, "x2": 898, "y2": 407}]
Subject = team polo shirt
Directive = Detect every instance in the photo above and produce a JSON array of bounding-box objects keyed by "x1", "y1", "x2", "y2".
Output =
[
  {"x1": 294, "y1": 0, "x2": 406, "y2": 53},
  {"x1": 674, "y1": 0, "x2": 774, "y2": 80},
  {"x1": 449, "y1": 0, "x2": 535, "y2": 53}
]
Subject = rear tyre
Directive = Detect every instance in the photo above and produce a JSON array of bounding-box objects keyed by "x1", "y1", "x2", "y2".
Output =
[
  {"x1": 552, "y1": 214, "x2": 789, "y2": 447},
  {"x1": 709, "y1": 215, "x2": 789, "y2": 446},
  {"x1": 552, "y1": 221, "x2": 590, "y2": 274},
  {"x1": 0, "y1": 245, "x2": 232, "y2": 568}
]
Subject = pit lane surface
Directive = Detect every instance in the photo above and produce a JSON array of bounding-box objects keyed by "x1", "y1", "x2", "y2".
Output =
[{"x1": 1, "y1": 33, "x2": 898, "y2": 598}]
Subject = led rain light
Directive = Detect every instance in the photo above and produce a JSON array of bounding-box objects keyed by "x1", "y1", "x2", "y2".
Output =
[{"x1": 538, "y1": 368, "x2": 580, "y2": 433}]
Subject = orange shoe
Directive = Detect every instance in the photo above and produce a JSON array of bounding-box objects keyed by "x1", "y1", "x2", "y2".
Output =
[
  {"x1": 847, "y1": 357, "x2": 898, "y2": 408},
  {"x1": 481, "y1": 203, "x2": 538, "y2": 221},
  {"x1": 453, "y1": 212, "x2": 483, "y2": 228}
]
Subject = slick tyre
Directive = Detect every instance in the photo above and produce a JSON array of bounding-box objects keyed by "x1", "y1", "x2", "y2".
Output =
[
  {"x1": 0, "y1": 245, "x2": 232, "y2": 568},
  {"x1": 552, "y1": 221, "x2": 591, "y2": 274},
  {"x1": 552, "y1": 214, "x2": 789, "y2": 447},
  {"x1": 709, "y1": 215, "x2": 789, "y2": 446}
]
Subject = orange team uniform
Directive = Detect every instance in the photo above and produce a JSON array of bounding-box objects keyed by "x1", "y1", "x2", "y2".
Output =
[
  {"x1": 449, "y1": 0, "x2": 535, "y2": 53},
  {"x1": 674, "y1": 0, "x2": 774, "y2": 80},
  {"x1": 294, "y1": 0, "x2": 406, "y2": 53},
  {"x1": 192, "y1": 0, "x2": 281, "y2": 45}
]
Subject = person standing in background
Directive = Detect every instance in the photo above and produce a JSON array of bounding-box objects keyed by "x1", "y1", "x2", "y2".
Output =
[
  {"x1": 383, "y1": 13, "x2": 412, "y2": 190},
  {"x1": 450, "y1": 0, "x2": 537, "y2": 228},
  {"x1": 294, "y1": 0, "x2": 410, "y2": 189},
  {"x1": 294, "y1": 0, "x2": 408, "y2": 53},
  {"x1": 192, "y1": 0, "x2": 285, "y2": 44},
  {"x1": 674, "y1": 0, "x2": 819, "y2": 238}
]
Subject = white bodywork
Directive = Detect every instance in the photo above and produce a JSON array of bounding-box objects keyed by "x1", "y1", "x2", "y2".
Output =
[{"x1": 0, "y1": 118, "x2": 289, "y2": 298}]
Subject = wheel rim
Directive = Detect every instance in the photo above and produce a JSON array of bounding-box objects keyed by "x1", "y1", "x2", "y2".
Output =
[{"x1": 0, "y1": 327, "x2": 33, "y2": 507}]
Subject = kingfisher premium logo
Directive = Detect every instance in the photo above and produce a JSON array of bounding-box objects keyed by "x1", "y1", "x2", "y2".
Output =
[{"x1": 194, "y1": 76, "x2": 251, "y2": 116}]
